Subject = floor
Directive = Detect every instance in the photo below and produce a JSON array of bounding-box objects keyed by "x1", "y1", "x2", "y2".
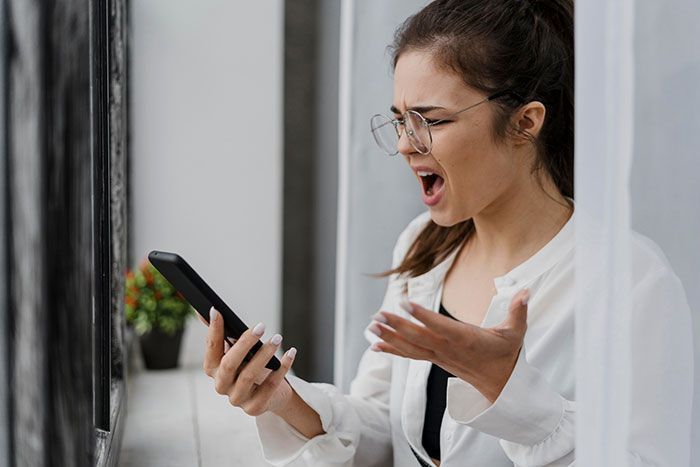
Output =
[{"x1": 118, "y1": 319, "x2": 274, "y2": 467}]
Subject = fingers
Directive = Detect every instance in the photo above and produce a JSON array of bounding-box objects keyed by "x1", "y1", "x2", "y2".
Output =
[
  {"x1": 203, "y1": 307, "x2": 225, "y2": 377},
  {"x1": 227, "y1": 331, "x2": 284, "y2": 406},
  {"x1": 371, "y1": 310, "x2": 445, "y2": 345},
  {"x1": 398, "y1": 301, "x2": 473, "y2": 339},
  {"x1": 497, "y1": 289, "x2": 530, "y2": 334},
  {"x1": 214, "y1": 323, "x2": 266, "y2": 394},
  {"x1": 367, "y1": 321, "x2": 436, "y2": 361},
  {"x1": 240, "y1": 347, "x2": 297, "y2": 416},
  {"x1": 370, "y1": 340, "x2": 405, "y2": 358}
]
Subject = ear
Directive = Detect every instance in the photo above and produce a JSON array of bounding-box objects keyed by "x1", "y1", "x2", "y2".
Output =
[{"x1": 511, "y1": 101, "x2": 546, "y2": 144}]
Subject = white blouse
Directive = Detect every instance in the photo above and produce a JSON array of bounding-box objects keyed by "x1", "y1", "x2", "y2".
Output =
[{"x1": 255, "y1": 207, "x2": 693, "y2": 466}]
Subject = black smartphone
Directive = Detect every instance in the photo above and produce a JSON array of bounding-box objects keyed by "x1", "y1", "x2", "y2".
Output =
[{"x1": 148, "y1": 250, "x2": 281, "y2": 371}]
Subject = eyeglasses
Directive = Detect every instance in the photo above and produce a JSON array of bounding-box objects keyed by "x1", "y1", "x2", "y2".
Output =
[{"x1": 369, "y1": 90, "x2": 526, "y2": 156}]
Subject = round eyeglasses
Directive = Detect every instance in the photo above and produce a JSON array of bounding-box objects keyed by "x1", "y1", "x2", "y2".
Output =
[{"x1": 369, "y1": 90, "x2": 526, "y2": 156}]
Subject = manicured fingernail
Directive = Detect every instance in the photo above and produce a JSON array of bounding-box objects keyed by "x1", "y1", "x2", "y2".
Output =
[
  {"x1": 368, "y1": 324, "x2": 382, "y2": 337},
  {"x1": 400, "y1": 302, "x2": 414, "y2": 314},
  {"x1": 286, "y1": 347, "x2": 297, "y2": 359},
  {"x1": 373, "y1": 312, "x2": 387, "y2": 324},
  {"x1": 521, "y1": 291, "x2": 531, "y2": 306},
  {"x1": 370, "y1": 343, "x2": 382, "y2": 352},
  {"x1": 252, "y1": 322, "x2": 265, "y2": 336},
  {"x1": 270, "y1": 334, "x2": 282, "y2": 346},
  {"x1": 210, "y1": 307, "x2": 219, "y2": 322}
]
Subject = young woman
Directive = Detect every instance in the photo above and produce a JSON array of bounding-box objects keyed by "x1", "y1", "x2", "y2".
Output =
[{"x1": 202, "y1": 1, "x2": 692, "y2": 465}]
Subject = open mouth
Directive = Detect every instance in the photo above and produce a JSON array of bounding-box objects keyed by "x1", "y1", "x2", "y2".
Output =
[
  {"x1": 415, "y1": 170, "x2": 445, "y2": 206},
  {"x1": 420, "y1": 173, "x2": 444, "y2": 196},
  {"x1": 417, "y1": 170, "x2": 445, "y2": 195}
]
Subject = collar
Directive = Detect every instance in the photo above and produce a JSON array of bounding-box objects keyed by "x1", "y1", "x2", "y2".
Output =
[{"x1": 407, "y1": 200, "x2": 576, "y2": 298}]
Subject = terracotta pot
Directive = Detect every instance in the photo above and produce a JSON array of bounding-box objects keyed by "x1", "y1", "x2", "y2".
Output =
[{"x1": 139, "y1": 328, "x2": 184, "y2": 370}]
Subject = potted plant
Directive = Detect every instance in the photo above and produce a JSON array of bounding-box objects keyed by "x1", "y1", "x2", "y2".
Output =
[{"x1": 125, "y1": 258, "x2": 194, "y2": 369}]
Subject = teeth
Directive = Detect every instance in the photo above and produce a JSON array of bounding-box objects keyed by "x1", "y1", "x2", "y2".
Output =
[{"x1": 417, "y1": 170, "x2": 434, "y2": 177}]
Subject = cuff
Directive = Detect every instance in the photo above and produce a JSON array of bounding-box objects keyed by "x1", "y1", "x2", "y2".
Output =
[
  {"x1": 255, "y1": 409, "x2": 310, "y2": 465},
  {"x1": 254, "y1": 375, "x2": 357, "y2": 465},
  {"x1": 446, "y1": 349, "x2": 565, "y2": 445}
]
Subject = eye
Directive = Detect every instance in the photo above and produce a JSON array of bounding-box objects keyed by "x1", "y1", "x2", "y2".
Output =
[{"x1": 426, "y1": 119, "x2": 451, "y2": 126}]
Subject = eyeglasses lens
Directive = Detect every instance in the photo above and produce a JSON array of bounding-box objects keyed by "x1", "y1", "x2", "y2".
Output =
[
  {"x1": 370, "y1": 111, "x2": 432, "y2": 155},
  {"x1": 370, "y1": 114, "x2": 399, "y2": 155},
  {"x1": 405, "y1": 111, "x2": 431, "y2": 154}
]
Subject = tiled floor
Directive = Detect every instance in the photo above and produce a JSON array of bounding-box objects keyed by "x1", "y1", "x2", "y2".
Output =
[{"x1": 118, "y1": 320, "x2": 273, "y2": 467}]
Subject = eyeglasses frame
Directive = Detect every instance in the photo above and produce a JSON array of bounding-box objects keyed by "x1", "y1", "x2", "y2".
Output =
[{"x1": 370, "y1": 90, "x2": 527, "y2": 156}]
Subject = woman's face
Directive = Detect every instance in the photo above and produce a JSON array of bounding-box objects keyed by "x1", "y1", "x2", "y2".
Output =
[{"x1": 393, "y1": 50, "x2": 531, "y2": 227}]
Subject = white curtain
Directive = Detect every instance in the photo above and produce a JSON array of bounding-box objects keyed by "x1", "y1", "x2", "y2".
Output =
[
  {"x1": 574, "y1": 0, "x2": 635, "y2": 464},
  {"x1": 576, "y1": 0, "x2": 700, "y2": 465}
]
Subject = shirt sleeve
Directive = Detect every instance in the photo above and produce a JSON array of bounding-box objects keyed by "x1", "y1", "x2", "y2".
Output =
[
  {"x1": 254, "y1": 349, "x2": 394, "y2": 467},
  {"x1": 446, "y1": 266, "x2": 693, "y2": 467},
  {"x1": 254, "y1": 212, "x2": 431, "y2": 466}
]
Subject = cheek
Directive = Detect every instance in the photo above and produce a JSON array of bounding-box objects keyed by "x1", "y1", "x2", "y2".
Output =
[
  {"x1": 435, "y1": 131, "x2": 509, "y2": 198},
  {"x1": 434, "y1": 132, "x2": 487, "y2": 185}
]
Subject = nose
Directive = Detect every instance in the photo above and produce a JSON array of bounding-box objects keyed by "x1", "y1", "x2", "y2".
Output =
[{"x1": 397, "y1": 127, "x2": 416, "y2": 156}]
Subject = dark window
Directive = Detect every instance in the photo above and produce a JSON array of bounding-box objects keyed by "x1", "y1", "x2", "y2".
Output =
[{"x1": 3, "y1": 0, "x2": 129, "y2": 465}]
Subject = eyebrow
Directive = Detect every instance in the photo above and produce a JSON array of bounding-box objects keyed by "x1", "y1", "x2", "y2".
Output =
[{"x1": 390, "y1": 105, "x2": 445, "y2": 115}]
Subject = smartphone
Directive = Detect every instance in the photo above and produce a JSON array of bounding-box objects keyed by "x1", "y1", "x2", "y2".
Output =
[{"x1": 147, "y1": 250, "x2": 281, "y2": 371}]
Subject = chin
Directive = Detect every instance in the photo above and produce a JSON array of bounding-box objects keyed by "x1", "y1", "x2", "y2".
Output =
[{"x1": 428, "y1": 207, "x2": 467, "y2": 227}]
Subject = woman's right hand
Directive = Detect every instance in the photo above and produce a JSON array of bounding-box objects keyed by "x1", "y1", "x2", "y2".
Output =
[{"x1": 202, "y1": 307, "x2": 296, "y2": 416}]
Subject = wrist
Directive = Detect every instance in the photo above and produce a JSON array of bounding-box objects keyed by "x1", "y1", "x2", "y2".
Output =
[
  {"x1": 472, "y1": 351, "x2": 520, "y2": 403},
  {"x1": 272, "y1": 382, "x2": 325, "y2": 439},
  {"x1": 271, "y1": 378, "x2": 295, "y2": 417}
]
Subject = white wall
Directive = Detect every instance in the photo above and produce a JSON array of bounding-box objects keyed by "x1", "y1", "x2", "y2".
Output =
[{"x1": 131, "y1": 1, "x2": 283, "y2": 337}]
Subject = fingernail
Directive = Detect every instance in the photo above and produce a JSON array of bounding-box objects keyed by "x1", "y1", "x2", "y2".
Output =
[
  {"x1": 252, "y1": 322, "x2": 265, "y2": 336},
  {"x1": 521, "y1": 291, "x2": 531, "y2": 306},
  {"x1": 368, "y1": 324, "x2": 382, "y2": 337},
  {"x1": 286, "y1": 347, "x2": 297, "y2": 359},
  {"x1": 210, "y1": 307, "x2": 219, "y2": 322},
  {"x1": 373, "y1": 312, "x2": 387, "y2": 324},
  {"x1": 370, "y1": 343, "x2": 382, "y2": 352},
  {"x1": 270, "y1": 334, "x2": 282, "y2": 346},
  {"x1": 399, "y1": 302, "x2": 414, "y2": 314}
]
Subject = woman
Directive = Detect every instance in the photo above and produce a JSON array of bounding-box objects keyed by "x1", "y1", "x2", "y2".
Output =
[{"x1": 202, "y1": 1, "x2": 693, "y2": 465}]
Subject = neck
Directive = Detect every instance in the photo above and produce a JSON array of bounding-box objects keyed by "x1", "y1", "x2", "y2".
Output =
[{"x1": 466, "y1": 177, "x2": 573, "y2": 276}]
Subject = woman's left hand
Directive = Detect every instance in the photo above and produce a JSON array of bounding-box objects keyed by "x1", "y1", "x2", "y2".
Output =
[{"x1": 369, "y1": 289, "x2": 530, "y2": 403}]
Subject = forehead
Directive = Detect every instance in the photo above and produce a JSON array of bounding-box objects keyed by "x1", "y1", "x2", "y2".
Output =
[{"x1": 393, "y1": 50, "x2": 477, "y2": 109}]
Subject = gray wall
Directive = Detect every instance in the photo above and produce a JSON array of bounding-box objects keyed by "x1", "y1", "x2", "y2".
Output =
[
  {"x1": 311, "y1": 0, "x2": 341, "y2": 383},
  {"x1": 0, "y1": 0, "x2": 7, "y2": 462},
  {"x1": 282, "y1": 0, "x2": 341, "y2": 383}
]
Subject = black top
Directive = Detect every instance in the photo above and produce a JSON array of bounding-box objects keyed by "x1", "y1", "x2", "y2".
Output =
[{"x1": 421, "y1": 303, "x2": 457, "y2": 461}]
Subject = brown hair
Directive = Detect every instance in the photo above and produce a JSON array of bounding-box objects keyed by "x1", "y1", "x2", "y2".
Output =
[{"x1": 381, "y1": 0, "x2": 574, "y2": 279}]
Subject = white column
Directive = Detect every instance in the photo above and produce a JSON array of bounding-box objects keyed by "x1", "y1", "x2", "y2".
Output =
[{"x1": 335, "y1": 0, "x2": 429, "y2": 390}]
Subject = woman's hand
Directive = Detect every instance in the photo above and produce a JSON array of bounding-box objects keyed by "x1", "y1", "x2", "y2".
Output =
[
  {"x1": 202, "y1": 308, "x2": 296, "y2": 416},
  {"x1": 368, "y1": 290, "x2": 531, "y2": 403}
]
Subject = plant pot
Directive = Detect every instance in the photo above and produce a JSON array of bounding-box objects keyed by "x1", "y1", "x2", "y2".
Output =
[{"x1": 139, "y1": 328, "x2": 184, "y2": 370}]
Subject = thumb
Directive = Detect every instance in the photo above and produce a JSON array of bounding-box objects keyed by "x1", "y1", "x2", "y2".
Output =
[{"x1": 497, "y1": 289, "x2": 530, "y2": 335}]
